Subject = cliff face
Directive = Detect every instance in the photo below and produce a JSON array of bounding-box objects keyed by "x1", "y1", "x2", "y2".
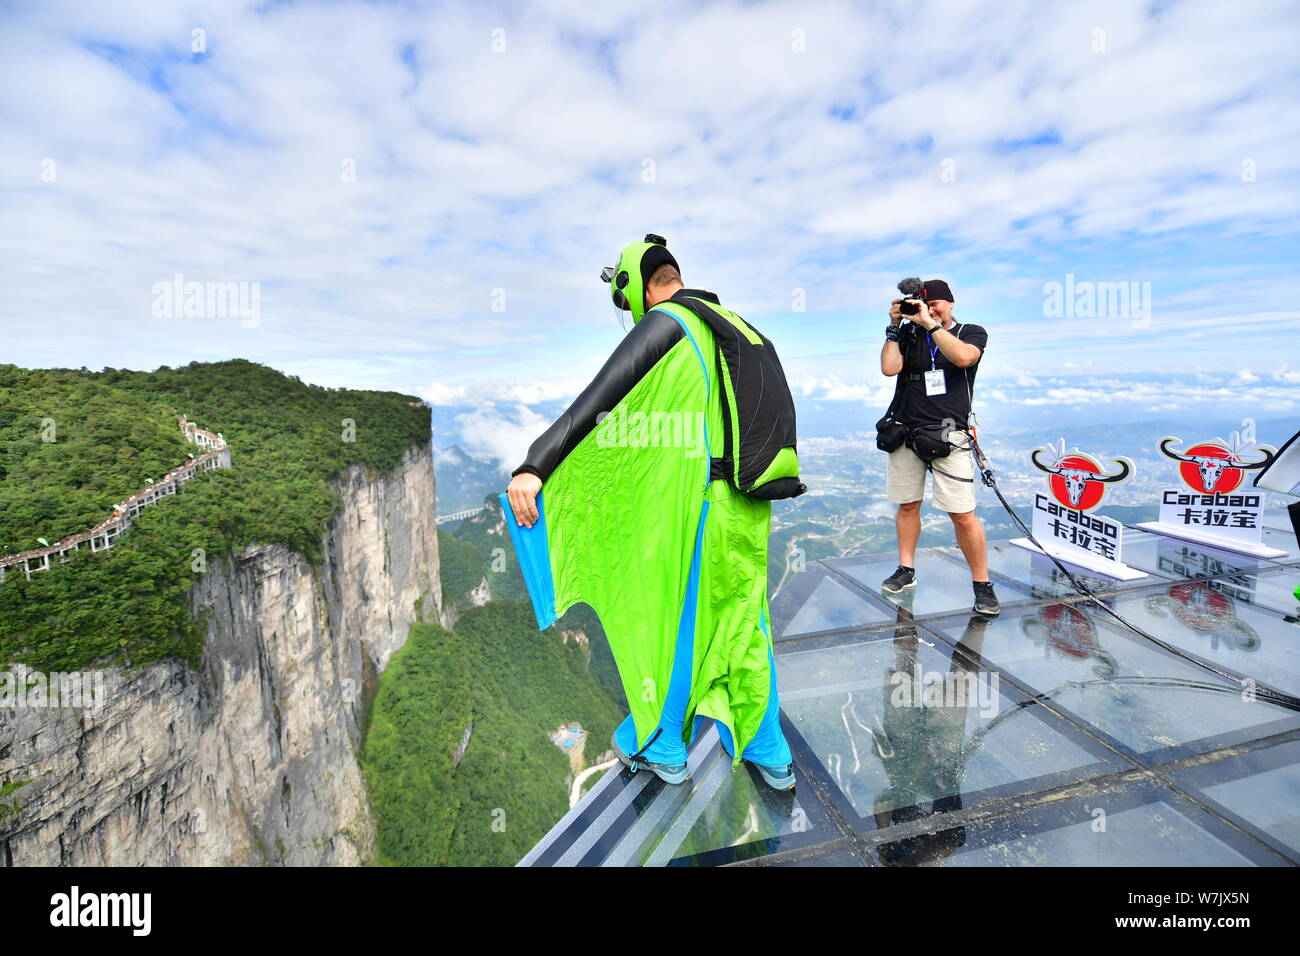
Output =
[{"x1": 0, "y1": 442, "x2": 442, "y2": 866}]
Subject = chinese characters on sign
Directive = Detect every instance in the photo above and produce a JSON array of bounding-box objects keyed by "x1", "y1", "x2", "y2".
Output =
[
  {"x1": 1138, "y1": 433, "x2": 1282, "y2": 557},
  {"x1": 1157, "y1": 489, "x2": 1262, "y2": 546},
  {"x1": 1032, "y1": 493, "x2": 1122, "y2": 562}
]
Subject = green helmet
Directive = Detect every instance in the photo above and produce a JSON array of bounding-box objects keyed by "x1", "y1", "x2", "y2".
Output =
[{"x1": 600, "y1": 233, "x2": 680, "y2": 324}]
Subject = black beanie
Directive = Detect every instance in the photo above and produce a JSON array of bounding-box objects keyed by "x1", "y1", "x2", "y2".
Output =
[
  {"x1": 641, "y1": 243, "x2": 680, "y2": 284},
  {"x1": 922, "y1": 279, "x2": 954, "y2": 302}
]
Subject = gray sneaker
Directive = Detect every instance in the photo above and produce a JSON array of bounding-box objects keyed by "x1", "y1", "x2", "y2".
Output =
[
  {"x1": 611, "y1": 734, "x2": 690, "y2": 785},
  {"x1": 973, "y1": 580, "x2": 1000, "y2": 617},
  {"x1": 750, "y1": 762, "x2": 796, "y2": 791},
  {"x1": 882, "y1": 565, "x2": 917, "y2": 593}
]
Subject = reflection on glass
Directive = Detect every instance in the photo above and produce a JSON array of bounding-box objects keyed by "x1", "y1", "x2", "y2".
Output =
[
  {"x1": 836, "y1": 551, "x2": 998, "y2": 618},
  {"x1": 1019, "y1": 603, "x2": 1119, "y2": 680},
  {"x1": 1124, "y1": 534, "x2": 1272, "y2": 579},
  {"x1": 933, "y1": 603, "x2": 1300, "y2": 755},
  {"x1": 661, "y1": 762, "x2": 803, "y2": 865},
  {"x1": 1245, "y1": 571, "x2": 1300, "y2": 617},
  {"x1": 1142, "y1": 582, "x2": 1262, "y2": 650},
  {"x1": 604, "y1": 745, "x2": 815, "y2": 866},
  {"x1": 781, "y1": 575, "x2": 892, "y2": 637},
  {"x1": 1102, "y1": 582, "x2": 1300, "y2": 697},
  {"x1": 940, "y1": 800, "x2": 1256, "y2": 866},
  {"x1": 982, "y1": 539, "x2": 1161, "y2": 598},
  {"x1": 780, "y1": 618, "x2": 1102, "y2": 847}
]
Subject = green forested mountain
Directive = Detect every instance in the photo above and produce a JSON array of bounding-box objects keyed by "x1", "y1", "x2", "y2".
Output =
[
  {"x1": 0, "y1": 360, "x2": 429, "y2": 670},
  {"x1": 4, "y1": 359, "x2": 631, "y2": 866},
  {"x1": 447, "y1": 496, "x2": 530, "y2": 604},
  {"x1": 0, "y1": 366, "x2": 193, "y2": 549},
  {"x1": 361, "y1": 602, "x2": 626, "y2": 866},
  {"x1": 362, "y1": 496, "x2": 631, "y2": 866},
  {"x1": 442, "y1": 497, "x2": 626, "y2": 709}
]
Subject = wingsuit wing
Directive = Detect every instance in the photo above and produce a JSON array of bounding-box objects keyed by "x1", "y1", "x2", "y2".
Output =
[{"x1": 502, "y1": 308, "x2": 713, "y2": 752}]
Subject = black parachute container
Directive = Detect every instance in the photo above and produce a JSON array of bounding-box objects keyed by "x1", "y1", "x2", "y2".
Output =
[{"x1": 667, "y1": 290, "x2": 806, "y2": 500}]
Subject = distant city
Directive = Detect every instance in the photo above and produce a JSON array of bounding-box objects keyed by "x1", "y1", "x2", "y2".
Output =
[{"x1": 431, "y1": 398, "x2": 1299, "y2": 581}]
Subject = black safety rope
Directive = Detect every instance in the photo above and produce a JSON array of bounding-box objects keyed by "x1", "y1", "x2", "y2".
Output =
[
  {"x1": 961, "y1": 421, "x2": 1300, "y2": 713},
  {"x1": 943, "y1": 353, "x2": 1300, "y2": 712}
]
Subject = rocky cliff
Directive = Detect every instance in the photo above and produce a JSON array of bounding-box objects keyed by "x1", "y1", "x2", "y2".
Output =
[{"x1": 0, "y1": 441, "x2": 442, "y2": 865}]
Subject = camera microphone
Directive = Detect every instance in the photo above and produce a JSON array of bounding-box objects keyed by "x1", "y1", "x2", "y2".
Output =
[{"x1": 897, "y1": 277, "x2": 923, "y2": 316}]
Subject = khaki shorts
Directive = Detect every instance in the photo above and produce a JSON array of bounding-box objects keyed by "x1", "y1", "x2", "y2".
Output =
[{"x1": 886, "y1": 429, "x2": 977, "y2": 514}]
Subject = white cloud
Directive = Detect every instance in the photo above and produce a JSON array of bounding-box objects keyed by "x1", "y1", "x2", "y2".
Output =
[
  {"x1": 0, "y1": 0, "x2": 1296, "y2": 401},
  {"x1": 418, "y1": 377, "x2": 587, "y2": 407},
  {"x1": 454, "y1": 403, "x2": 552, "y2": 474}
]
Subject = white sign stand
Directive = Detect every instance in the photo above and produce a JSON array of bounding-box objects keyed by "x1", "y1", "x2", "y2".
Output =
[
  {"x1": 1140, "y1": 433, "x2": 1289, "y2": 559},
  {"x1": 1008, "y1": 537, "x2": 1148, "y2": 580},
  {"x1": 1016, "y1": 440, "x2": 1147, "y2": 580},
  {"x1": 1010, "y1": 513, "x2": 1148, "y2": 581},
  {"x1": 1136, "y1": 519, "x2": 1287, "y2": 559}
]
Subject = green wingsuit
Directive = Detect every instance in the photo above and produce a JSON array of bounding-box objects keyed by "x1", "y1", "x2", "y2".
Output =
[{"x1": 502, "y1": 238, "x2": 792, "y2": 773}]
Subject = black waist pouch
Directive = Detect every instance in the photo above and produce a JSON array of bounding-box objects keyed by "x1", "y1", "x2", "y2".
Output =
[
  {"x1": 876, "y1": 373, "x2": 908, "y2": 453},
  {"x1": 907, "y1": 424, "x2": 952, "y2": 462},
  {"x1": 876, "y1": 414, "x2": 908, "y2": 453}
]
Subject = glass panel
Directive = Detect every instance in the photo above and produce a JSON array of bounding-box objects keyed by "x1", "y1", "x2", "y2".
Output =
[
  {"x1": 778, "y1": 574, "x2": 894, "y2": 638},
  {"x1": 1241, "y1": 569, "x2": 1300, "y2": 617},
  {"x1": 938, "y1": 797, "x2": 1258, "y2": 867},
  {"x1": 1169, "y1": 739, "x2": 1300, "y2": 858},
  {"x1": 981, "y1": 538, "x2": 1172, "y2": 598},
  {"x1": 774, "y1": 847, "x2": 866, "y2": 867},
  {"x1": 928, "y1": 602, "x2": 1300, "y2": 759},
  {"x1": 777, "y1": 623, "x2": 1116, "y2": 827},
  {"x1": 1105, "y1": 582, "x2": 1300, "y2": 696},
  {"x1": 597, "y1": 730, "x2": 838, "y2": 866},
  {"x1": 1122, "y1": 531, "x2": 1278, "y2": 579},
  {"x1": 830, "y1": 550, "x2": 1028, "y2": 618}
]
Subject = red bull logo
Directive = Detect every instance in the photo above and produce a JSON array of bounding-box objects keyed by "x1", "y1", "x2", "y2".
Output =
[
  {"x1": 1031, "y1": 439, "x2": 1133, "y2": 511},
  {"x1": 1158, "y1": 436, "x2": 1274, "y2": 494},
  {"x1": 1020, "y1": 604, "x2": 1118, "y2": 679},
  {"x1": 1144, "y1": 581, "x2": 1260, "y2": 651}
]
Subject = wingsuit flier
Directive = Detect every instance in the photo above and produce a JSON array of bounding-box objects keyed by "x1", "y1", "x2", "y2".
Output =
[{"x1": 502, "y1": 235, "x2": 795, "y2": 789}]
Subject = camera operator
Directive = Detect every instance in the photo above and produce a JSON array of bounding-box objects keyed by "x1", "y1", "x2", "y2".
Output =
[{"x1": 878, "y1": 279, "x2": 999, "y2": 617}]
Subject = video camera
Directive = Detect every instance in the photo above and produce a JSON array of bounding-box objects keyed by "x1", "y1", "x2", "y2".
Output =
[{"x1": 896, "y1": 277, "x2": 924, "y2": 316}]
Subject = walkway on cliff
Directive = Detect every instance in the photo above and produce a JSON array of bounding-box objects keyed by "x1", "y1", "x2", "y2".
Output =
[{"x1": 0, "y1": 416, "x2": 232, "y2": 584}]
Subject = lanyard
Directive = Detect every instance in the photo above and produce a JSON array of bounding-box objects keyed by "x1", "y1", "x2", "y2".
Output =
[{"x1": 925, "y1": 321, "x2": 960, "y2": 370}]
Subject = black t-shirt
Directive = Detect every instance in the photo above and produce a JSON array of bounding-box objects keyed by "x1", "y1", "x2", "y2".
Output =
[{"x1": 894, "y1": 320, "x2": 988, "y2": 428}]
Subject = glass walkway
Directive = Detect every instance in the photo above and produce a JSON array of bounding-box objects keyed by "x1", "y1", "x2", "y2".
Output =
[{"x1": 519, "y1": 517, "x2": 1300, "y2": 867}]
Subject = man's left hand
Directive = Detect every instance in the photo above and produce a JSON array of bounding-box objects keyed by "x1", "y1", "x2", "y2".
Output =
[
  {"x1": 909, "y1": 300, "x2": 938, "y2": 331},
  {"x1": 507, "y1": 472, "x2": 543, "y2": 528}
]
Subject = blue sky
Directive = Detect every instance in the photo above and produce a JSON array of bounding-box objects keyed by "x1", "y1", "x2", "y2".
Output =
[{"x1": 2, "y1": 0, "x2": 1298, "y2": 467}]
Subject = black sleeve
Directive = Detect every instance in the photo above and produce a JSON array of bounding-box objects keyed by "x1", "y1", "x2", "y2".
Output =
[
  {"x1": 512, "y1": 309, "x2": 685, "y2": 482},
  {"x1": 962, "y1": 324, "x2": 988, "y2": 354}
]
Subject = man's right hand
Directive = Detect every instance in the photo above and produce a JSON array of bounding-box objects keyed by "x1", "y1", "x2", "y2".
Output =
[
  {"x1": 888, "y1": 299, "x2": 903, "y2": 327},
  {"x1": 506, "y1": 472, "x2": 543, "y2": 528}
]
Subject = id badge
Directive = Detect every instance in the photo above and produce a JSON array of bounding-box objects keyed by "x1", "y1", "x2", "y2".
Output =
[{"x1": 924, "y1": 369, "x2": 946, "y2": 396}]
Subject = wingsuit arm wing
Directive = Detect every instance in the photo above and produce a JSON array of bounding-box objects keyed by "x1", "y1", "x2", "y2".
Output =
[{"x1": 512, "y1": 310, "x2": 685, "y2": 481}]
